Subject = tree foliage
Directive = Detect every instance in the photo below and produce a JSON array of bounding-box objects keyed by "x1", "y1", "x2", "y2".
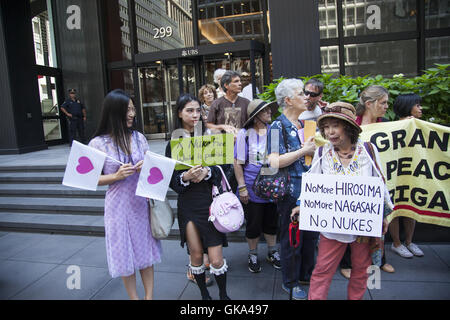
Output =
[{"x1": 258, "y1": 64, "x2": 450, "y2": 125}]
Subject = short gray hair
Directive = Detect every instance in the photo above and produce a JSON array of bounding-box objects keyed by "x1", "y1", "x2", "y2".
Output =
[
  {"x1": 221, "y1": 70, "x2": 241, "y2": 92},
  {"x1": 275, "y1": 78, "x2": 304, "y2": 109},
  {"x1": 213, "y1": 68, "x2": 227, "y2": 85}
]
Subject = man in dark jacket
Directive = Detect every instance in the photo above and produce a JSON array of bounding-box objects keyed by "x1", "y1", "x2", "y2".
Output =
[{"x1": 60, "y1": 88, "x2": 86, "y2": 145}]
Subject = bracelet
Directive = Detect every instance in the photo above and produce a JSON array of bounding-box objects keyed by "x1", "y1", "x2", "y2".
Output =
[{"x1": 237, "y1": 184, "x2": 246, "y2": 189}]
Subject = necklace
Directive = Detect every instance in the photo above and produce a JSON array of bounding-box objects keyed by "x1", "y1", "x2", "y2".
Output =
[
  {"x1": 335, "y1": 146, "x2": 356, "y2": 159},
  {"x1": 330, "y1": 144, "x2": 362, "y2": 175}
]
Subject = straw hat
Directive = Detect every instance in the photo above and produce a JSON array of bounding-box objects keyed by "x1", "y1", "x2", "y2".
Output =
[
  {"x1": 317, "y1": 101, "x2": 362, "y2": 133},
  {"x1": 243, "y1": 99, "x2": 278, "y2": 128}
]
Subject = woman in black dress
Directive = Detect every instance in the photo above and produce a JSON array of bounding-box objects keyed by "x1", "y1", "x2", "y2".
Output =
[{"x1": 165, "y1": 94, "x2": 230, "y2": 300}]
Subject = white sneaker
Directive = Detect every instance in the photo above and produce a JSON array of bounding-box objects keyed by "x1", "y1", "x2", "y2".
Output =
[
  {"x1": 406, "y1": 243, "x2": 424, "y2": 257},
  {"x1": 391, "y1": 243, "x2": 413, "y2": 258}
]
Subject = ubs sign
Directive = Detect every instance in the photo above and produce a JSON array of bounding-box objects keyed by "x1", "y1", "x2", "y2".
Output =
[{"x1": 181, "y1": 49, "x2": 199, "y2": 57}]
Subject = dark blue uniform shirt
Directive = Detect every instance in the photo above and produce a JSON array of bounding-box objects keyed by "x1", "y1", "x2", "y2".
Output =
[{"x1": 61, "y1": 99, "x2": 85, "y2": 117}]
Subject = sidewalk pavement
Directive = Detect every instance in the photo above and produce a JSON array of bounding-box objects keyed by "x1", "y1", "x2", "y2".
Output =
[
  {"x1": 0, "y1": 144, "x2": 449, "y2": 300},
  {"x1": 0, "y1": 230, "x2": 449, "y2": 300}
]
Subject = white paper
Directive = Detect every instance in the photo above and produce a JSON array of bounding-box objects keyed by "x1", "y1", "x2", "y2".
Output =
[
  {"x1": 62, "y1": 140, "x2": 107, "y2": 191},
  {"x1": 298, "y1": 173, "x2": 385, "y2": 237},
  {"x1": 136, "y1": 151, "x2": 176, "y2": 201}
]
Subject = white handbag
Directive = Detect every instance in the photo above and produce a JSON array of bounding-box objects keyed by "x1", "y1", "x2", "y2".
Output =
[{"x1": 148, "y1": 198, "x2": 174, "y2": 239}]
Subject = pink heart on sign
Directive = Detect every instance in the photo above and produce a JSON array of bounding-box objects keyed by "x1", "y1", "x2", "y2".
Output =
[
  {"x1": 76, "y1": 156, "x2": 94, "y2": 174},
  {"x1": 147, "y1": 167, "x2": 163, "y2": 185}
]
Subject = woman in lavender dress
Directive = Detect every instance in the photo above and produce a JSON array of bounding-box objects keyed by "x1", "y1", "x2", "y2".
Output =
[{"x1": 88, "y1": 89, "x2": 162, "y2": 300}]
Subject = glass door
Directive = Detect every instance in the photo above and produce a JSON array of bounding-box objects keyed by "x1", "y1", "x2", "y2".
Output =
[
  {"x1": 139, "y1": 60, "x2": 197, "y2": 139},
  {"x1": 139, "y1": 66, "x2": 167, "y2": 139},
  {"x1": 37, "y1": 74, "x2": 64, "y2": 142},
  {"x1": 165, "y1": 64, "x2": 179, "y2": 136}
]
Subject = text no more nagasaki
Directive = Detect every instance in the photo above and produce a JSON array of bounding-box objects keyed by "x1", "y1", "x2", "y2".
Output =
[{"x1": 299, "y1": 173, "x2": 384, "y2": 236}]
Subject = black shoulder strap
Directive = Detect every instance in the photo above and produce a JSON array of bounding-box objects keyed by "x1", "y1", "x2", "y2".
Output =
[
  {"x1": 318, "y1": 146, "x2": 323, "y2": 173},
  {"x1": 364, "y1": 142, "x2": 386, "y2": 183}
]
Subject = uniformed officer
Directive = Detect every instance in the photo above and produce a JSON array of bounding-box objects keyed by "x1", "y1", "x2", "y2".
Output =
[{"x1": 60, "y1": 88, "x2": 86, "y2": 145}]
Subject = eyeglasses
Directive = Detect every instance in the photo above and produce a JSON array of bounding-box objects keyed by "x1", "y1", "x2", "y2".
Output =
[
  {"x1": 323, "y1": 105, "x2": 354, "y2": 114},
  {"x1": 304, "y1": 90, "x2": 321, "y2": 98}
]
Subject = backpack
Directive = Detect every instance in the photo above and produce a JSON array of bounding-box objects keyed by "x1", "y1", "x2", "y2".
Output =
[{"x1": 208, "y1": 165, "x2": 245, "y2": 233}]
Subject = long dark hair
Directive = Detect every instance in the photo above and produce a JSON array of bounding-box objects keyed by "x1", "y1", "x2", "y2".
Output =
[
  {"x1": 175, "y1": 93, "x2": 206, "y2": 133},
  {"x1": 93, "y1": 89, "x2": 134, "y2": 156}
]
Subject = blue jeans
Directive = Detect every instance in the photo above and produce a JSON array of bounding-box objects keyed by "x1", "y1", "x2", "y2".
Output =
[{"x1": 277, "y1": 195, "x2": 319, "y2": 288}]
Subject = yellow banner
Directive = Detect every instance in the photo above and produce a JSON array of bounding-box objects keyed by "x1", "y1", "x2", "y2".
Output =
[{"x1": 315, "y1": 119, "x2": 449, "y2": 227}]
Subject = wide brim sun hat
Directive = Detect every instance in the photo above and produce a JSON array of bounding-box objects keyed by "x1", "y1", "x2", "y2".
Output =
[
  {"x1": 317, "y1": 101, "x2": 362, "y2": 133},
  {"x1": 243, "y1": 99, "x2": 279, "y2": 128}
]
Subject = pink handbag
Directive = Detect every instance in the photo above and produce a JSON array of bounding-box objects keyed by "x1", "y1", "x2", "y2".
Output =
[{"x1": 208, "y1": 166, "x2": 244, "y2": 233}]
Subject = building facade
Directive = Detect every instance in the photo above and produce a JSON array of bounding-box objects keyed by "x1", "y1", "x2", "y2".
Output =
[{"x1": 0, "y1": 0, "x2": 448, "y2": 153}]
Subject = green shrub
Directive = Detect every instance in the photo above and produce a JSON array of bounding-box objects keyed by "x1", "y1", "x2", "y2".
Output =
[{"x1": 258, "y1": 64, "x2": 450, "y2": 125}]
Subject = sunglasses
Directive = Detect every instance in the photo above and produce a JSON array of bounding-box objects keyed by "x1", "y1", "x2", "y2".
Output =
[{"x1": 304, "y1": 90, "x2": 321, "y2": 98}]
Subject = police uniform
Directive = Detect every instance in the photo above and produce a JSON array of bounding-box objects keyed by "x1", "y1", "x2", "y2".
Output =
[{"x1": 61, "y1": 93, "x2": 86, "y2": 144}]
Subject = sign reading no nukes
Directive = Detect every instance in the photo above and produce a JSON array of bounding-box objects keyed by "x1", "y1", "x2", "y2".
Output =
[{"x1": 298, "y1": 173, "x2": 385, "y2": 237}]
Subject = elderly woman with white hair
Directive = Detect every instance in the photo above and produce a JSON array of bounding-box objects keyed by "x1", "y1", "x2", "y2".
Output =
[
  {"x1": 266, "y1": 78, "x2": 317, "y2": 300},
  {"x1": 213, "y1": 68, "x2": 227, "y2": 98}
]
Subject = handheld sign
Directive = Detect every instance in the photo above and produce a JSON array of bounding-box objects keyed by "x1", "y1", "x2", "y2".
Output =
[
  {"x1": 62, "y1": 141, "x2": 107, "y2": 191},
  {"x1": 298, "y1": 173, "x2": 385, "y2": 237},
  {"x1": 304, "y1": 120, "x2": 316, "y2": 165},
  {"x1": 136, "y1": 151, "x2": 176, "y2": 201},
  {"x1": 170, "y1": 134, "x2": 234, "y2": 170}
]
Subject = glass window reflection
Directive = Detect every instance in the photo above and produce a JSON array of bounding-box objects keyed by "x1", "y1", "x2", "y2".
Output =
[
  {"x1": 104, "y1": 0, "x2": 131, "y2": 61},
  {"x1": 198, "y1": 0, "x2": 265, "y2": 45},
  {"x1": 134, "y1": 0, "x2": 194, "y2": 54},
  {"x1": 319, "y1": 0, "x2": 338, "y2": 39},
  {"x1": 344, "y1": 40, "x2": 417, "y2": 77},
  {"x1": 426, "y1": 37, "x2": 450, "y2": 68},
  {"x1": 425, "y1": 0, "x2": 450, "y2": 29},
  {"x1": 31, "y1": 4, "x2": 57, "y2": 67},
  {"x1": 342, "y1": 0, "x2": 416, "y2": 36}
]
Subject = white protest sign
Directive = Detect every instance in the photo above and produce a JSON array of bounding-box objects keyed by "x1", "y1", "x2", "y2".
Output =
[
  {"x1": 62, "y1": 141, "x2": 107, "y2": 191},
  {"x1": 298, "y1": 173, "x2": 385, "y2": 237},
  {"x1": 136, "y1": 151, "x2": 176, "y2": 201}
]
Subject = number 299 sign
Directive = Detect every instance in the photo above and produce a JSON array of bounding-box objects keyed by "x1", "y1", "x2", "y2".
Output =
[{"x1": 298, "y1": 173, "x2": 385, "y2": 237}]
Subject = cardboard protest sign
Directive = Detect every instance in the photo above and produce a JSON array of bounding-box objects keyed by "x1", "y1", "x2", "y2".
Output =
[
  {"x1": 136, "y1": 151, "x2": 176, "y2": 201},
  {"x1": 304, "y1": 120, "x2": 317, "y2": 165},
  {"x1": 62, "y1": 141, "x2": 107, "y2": 191},
  {"x1": 298, "y1": 173, "x2": 385, "y2": 237},
  {"x1": 313, "y1": 118, "x2": 449, "y2": 228},
  {"x1": 170, "y1": 134, "x2": 234, "y2": 170},
  {"x1": 360, "y1": 119, "x2": 449, "y2": 227}
]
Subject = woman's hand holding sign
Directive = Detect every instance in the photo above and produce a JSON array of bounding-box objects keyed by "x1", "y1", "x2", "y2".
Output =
[
  {"x1": 115, "y1": 163, "x2": 136, "y2": 181},
  {"x1": 192, "y1": 167, "x2": 210, "y2": 183},
  {"x1": 382, "y1": 218, "x2": 389, "y2": 236},
  {"x1": 182, "y1": 165, "x2": 210, "y2": 183},
  {"x1": 291, "y1": 206, "x2": 300, "y2": 222},
  {"x1": 133, "y1": 160, "x2": 144, "y2": 173},
  {"x1": 301, "y1": 136, "x2": 316, "y2": 158}
]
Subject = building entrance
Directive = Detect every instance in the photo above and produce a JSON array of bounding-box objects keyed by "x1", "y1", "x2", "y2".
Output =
[
  {"x1": 139, "y1": 60, "x2": 197, "y2": 139},
  {"x1": 136, "y1": 40, "x2": 266, "y2": 139}
]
